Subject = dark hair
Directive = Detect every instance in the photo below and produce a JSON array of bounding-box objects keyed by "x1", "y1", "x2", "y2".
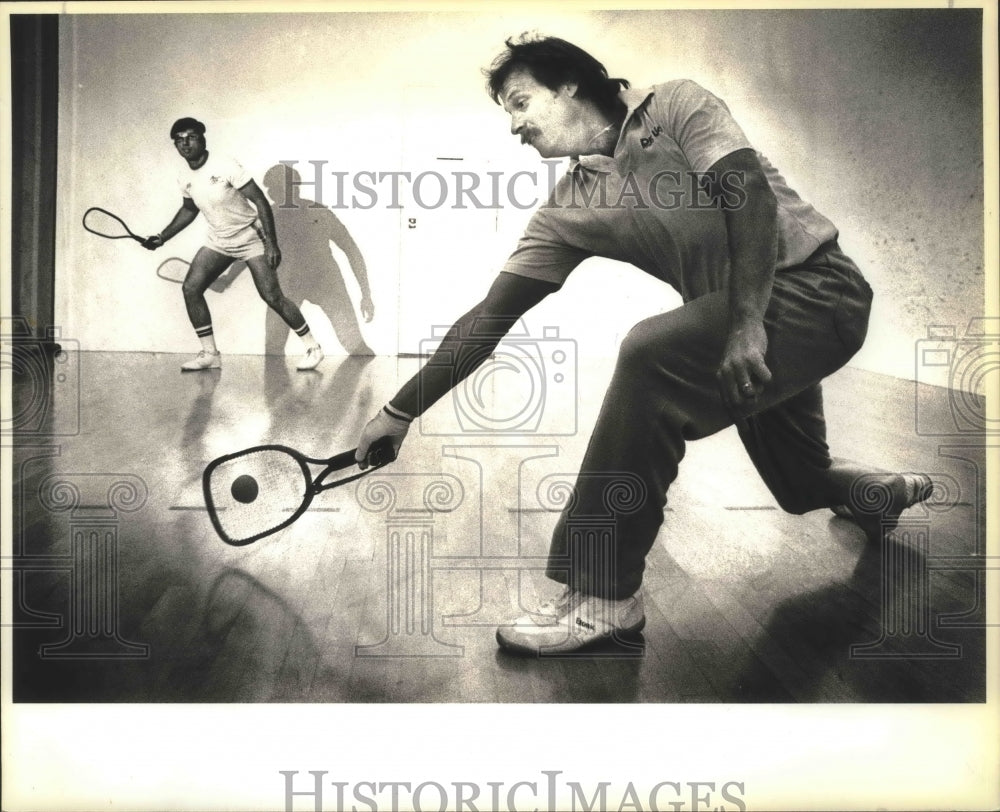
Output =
[
  {"x1": 485, "y1": 34, "x2": 629, "y2": 117},
  {"x1": 170, "y1": 117, "x2": 206, "y2": 140}
]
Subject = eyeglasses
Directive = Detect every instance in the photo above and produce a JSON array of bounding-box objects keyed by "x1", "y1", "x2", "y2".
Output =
[{"x1": 172, "y1": 132, "x2": 202, "y2": 144}]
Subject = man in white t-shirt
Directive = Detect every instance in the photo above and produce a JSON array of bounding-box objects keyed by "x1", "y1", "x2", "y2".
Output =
[
  {"x1": 143, "y1": 117, "x2": 324, "y2": 371},
  {"x1": 353, "y1": 35, "x2": 933, "y2": 655}
]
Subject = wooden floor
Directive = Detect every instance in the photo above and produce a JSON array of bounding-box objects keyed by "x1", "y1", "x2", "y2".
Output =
[{"x1": 8, "y1": 350, "x2": 987, "y2": 703}]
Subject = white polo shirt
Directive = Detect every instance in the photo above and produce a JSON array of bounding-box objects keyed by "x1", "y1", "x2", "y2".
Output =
[
  {"x1": 177, "y1": 153, "x2": 260, "y2": 249},
  {"x1": 501, "y1": 80, "x2": 839, "y2": 302}
]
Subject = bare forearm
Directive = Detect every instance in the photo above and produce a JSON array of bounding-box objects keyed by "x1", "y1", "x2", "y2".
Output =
[
  {"x1": 255, "y1": 198, "x2": 278, "y2": 245},
  {"x1": 726, "y1": 181, "x2": 777, "y2": 327},
  {"x1": 354, "y1": 274, "x2": 555, "y2": 465},
  {"x1": 389, "y1": 273, "x2": 558, "y2": 417},
  {"x1": 704, "y1": 149, "x2": 780, "y2": 403},
  {"x1": 706, "y1": 149, "x2": 779, "y2": 327},
  {"x1": 390, "y1": 307, "x2": 514, "y2": 417},
  {"x1": 239, "y1": 181, "x2": 279, "y2": 245},
  {"x1": 160, "y1": 207, "x2": 197, "y2": 241}
]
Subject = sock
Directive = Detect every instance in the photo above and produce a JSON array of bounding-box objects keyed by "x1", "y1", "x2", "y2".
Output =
[
  {"x1": 294, "y1": 322, "x2": 319, "y2": 350},
  {"x1": 195, "y1": 324, "x2": 217, "y2": 354}
]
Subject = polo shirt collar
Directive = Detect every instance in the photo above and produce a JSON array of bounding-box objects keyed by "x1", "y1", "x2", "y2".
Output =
[{"x1": 570, "y1": 85, "x2": 656, "y2": 174}]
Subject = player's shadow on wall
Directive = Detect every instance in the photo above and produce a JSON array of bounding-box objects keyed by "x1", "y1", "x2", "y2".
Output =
[
  {"x1": 265, "y1": 163, "x2": 375, "y2": 356},
  {"x1": 221, "y1": 163, "x2": 375, "y2": 356}
]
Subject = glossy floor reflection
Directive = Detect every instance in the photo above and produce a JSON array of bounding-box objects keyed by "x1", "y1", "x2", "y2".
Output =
[{"x1": 10, "y1": 352, "x2": 987, "y2": 702}]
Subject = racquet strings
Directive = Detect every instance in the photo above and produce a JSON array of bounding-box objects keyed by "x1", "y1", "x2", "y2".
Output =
[
  {"x1": 206, "y1": 448, "x2": 312, "y2": 544},
  {"x1": 83, "y1": 208, "x2": 135, "y2": 239}
]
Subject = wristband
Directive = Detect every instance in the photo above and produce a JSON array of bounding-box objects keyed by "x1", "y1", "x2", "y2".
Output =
[{"x1": 383, "y1": 403, "x2": 414, "y2": 424}]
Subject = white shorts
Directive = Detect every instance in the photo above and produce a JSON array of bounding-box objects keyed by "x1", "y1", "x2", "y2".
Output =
[{"x1": 206, "y1": 220, "x2": 266, "y2": 261}]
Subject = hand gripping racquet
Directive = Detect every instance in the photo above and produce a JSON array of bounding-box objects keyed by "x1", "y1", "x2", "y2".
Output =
[
  {"x1": 82, "y1": 207, "x2": 146, "y2": 243},
  {"x1": 202, "y1": 436, "x2": 397, "y2": 546}
]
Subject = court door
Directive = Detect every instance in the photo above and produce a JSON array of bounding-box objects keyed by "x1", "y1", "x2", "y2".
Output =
[{"x1": 395, "y1": 89, "x2": 511, "y2": 357}]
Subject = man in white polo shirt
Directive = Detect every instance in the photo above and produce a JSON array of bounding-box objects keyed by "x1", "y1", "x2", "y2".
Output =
[
  {"x1": 355, "y1": 35, "x2": 932, "y2": 655},
  {"x1": 143, "y1": 117, "x2": 324, "y2": 372}
]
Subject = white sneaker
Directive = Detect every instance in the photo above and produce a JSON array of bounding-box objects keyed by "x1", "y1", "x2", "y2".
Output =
[
  {"x1": 496, "y1": 588, "x2": 645, "y2": 655},
  {"x1": 830, "y1": 473, "x2": 934, "y2": 528},
  {"x1": 297, "y1": 345, "x2": 324, "y2": 371},
  {"x1": 181, "y1": 350, "x2": 221, "y2": 371},
  {"x1": 518, "y1": 586, "x2": 582, "y2": 627}
]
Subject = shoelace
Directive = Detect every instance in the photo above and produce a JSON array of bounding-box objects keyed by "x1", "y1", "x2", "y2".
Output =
[{"x1": 537, "y1": 587, "x2": 582, "y2": 617}]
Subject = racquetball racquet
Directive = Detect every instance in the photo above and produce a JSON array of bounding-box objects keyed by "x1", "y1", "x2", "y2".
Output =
[
  {"x1": 156, "y1": 257, "x2": 190, "y2": 284},
  {"x1": 83, "y1": 207, "x2": 146, "y2": 243},
  {"x1": 202, "y1": 437, "x2": 397, "y2": 546},
  {"x1": 156, "y1": 257, "x2": 242, "y2": 290}
]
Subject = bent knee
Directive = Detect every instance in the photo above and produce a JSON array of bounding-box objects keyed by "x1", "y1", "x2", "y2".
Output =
[
  {"x1": 618, "y1": 317, "x2": 666, "y2": 370},
  {"x1": 617, "y1": 315, "x2": 696, "y2": 379},
  {"x1": 257, "y1": 287, "x2": 284, "y2": 308},
  {"x1": 182, "y1": 280, "x2": 206, "y2": 299}
]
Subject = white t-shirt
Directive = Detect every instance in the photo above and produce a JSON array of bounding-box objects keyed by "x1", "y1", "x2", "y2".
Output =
[{"x1": 177, "y1": 153, "x2": 259, "y2": 248}]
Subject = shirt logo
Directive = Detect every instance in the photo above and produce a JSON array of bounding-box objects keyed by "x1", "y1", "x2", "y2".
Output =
[{"x1": 640, "y1": 125, "x2": 663, "y2": 149}]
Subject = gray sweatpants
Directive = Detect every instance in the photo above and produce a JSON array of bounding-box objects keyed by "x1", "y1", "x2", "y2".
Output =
[{"x1": 546, "y1": 242, "x2": 874, "y2": 598}]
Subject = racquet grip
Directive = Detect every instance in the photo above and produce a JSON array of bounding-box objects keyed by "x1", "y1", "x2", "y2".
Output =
[{"x1": 365, "y1": 435, "x2": 398, "y2": 467}]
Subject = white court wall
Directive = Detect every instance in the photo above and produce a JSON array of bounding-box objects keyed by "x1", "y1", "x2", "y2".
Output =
[{"x1": 56, "y1": 9, "x2": 985, "y2": 383}]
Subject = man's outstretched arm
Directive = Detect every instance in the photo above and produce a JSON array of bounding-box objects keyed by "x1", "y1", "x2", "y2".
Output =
[{"x1": 355, "y1": 271, "x2": 559, "y2": 466}]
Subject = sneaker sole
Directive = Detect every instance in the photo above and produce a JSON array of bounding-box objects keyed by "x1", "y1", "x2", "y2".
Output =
[{"x1": 495, "y1": 616, "x2": 646, "y2": 656}]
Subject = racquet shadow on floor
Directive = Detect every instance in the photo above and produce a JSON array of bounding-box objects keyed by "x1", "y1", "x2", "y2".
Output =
[{"x1": 162, "y1": 567, "x2": 374, "y2": 702}]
